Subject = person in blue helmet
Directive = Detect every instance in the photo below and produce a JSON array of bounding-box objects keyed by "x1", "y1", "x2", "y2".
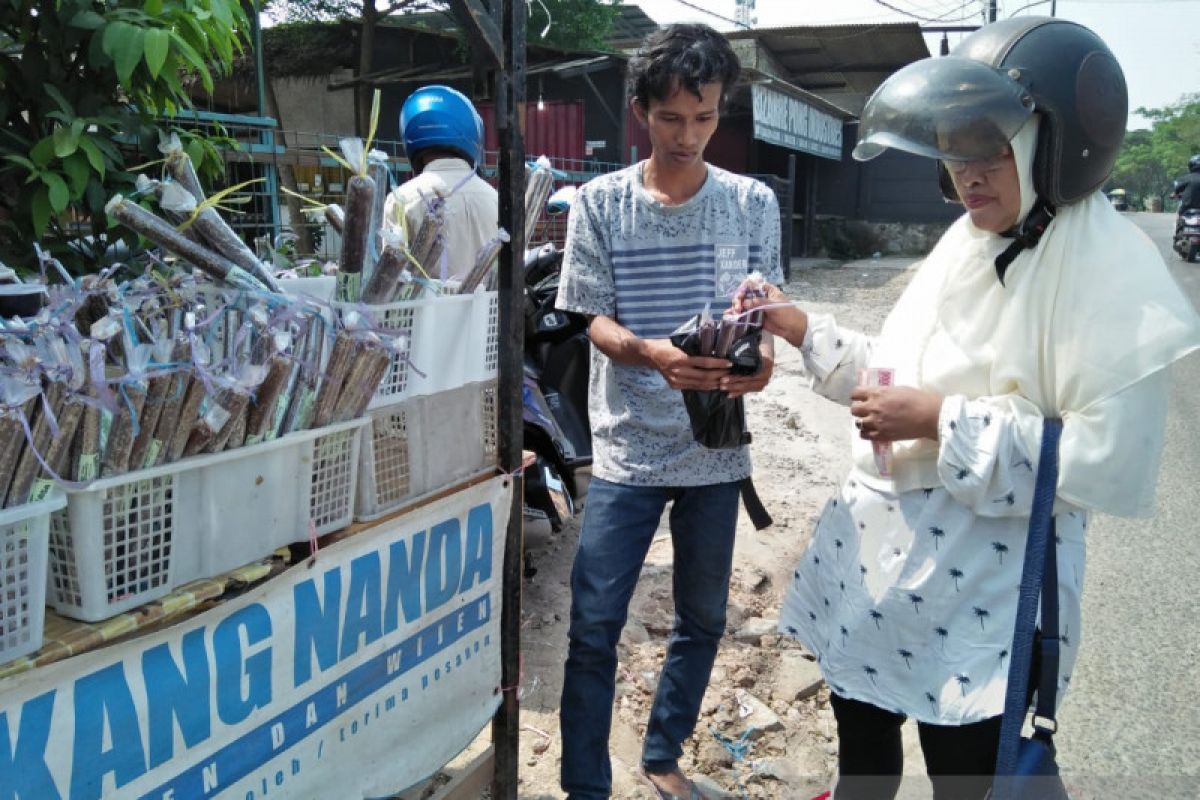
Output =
[{"x1": 383, "y1": 85, "x2": 498, "y2": 282}]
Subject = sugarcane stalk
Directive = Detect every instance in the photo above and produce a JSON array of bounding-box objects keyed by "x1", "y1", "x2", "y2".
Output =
[
  {"x1": 361, "y1": 243, "x2": 416, "y2": 304},
  {"x1": 336, "y1": 175, "x2": 376, "y2": 302},
  {"x1": 363, "y1": 154, "x2": 390, "y2": 286},
  {"x1": 408, "y1": 210, "x2": 445, "y2": 277},
  {"x1": 106, "y1": 195, "x2": 269, "y2": 293},
  {"x1": 100, "y1": 384, "x2": 146, "y2": 477},
  {"x1": 311, "y1": 331, "x2": 357, "y2": 428}
]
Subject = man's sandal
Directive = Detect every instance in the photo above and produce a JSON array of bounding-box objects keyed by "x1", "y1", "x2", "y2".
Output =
[{"x1": 638, "y1": 767, "x2": 706, "y2": 800}]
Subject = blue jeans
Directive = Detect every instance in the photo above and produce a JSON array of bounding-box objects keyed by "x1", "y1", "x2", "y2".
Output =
[{"x1": 559, "y1": 477, "x2": 742, "y2": 799}]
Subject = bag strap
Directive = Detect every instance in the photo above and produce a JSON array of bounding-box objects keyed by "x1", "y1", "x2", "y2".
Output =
[
  {"x1": 996, "y1": 417, "x2": 1063, "y2": 779},
  {"x1": 740, "y1": 476, "x2": 773, "y2": 531}
]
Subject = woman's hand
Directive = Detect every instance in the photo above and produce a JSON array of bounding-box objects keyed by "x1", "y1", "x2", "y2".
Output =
[
  {"x1": 732, "y1": 282, "x2": 808, "y2": 348},
  {"x1": 850, "y1": 386, "x2": 944, "y2": 442},
  {"x1": 643, "y1": 339, "x2": 730, "y2": 390}
]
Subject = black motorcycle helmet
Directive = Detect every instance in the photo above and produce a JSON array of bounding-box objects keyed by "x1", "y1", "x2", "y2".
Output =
[
  {"x1": 855, "y1": 17, "x2": 1128, "y2": 207},
  {"x1": 1190, "y1": 154, "x2": 1200, "y2": 173}
]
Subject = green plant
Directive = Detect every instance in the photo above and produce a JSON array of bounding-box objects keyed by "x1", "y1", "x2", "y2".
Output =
[{"x1": 0, "y1": 0, "x2": 253, "y2": 272}]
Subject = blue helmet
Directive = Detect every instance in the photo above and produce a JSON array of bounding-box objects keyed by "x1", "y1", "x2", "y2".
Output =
[{"x1": 400, "y1": 85, "x2": 484, "y2": 169}]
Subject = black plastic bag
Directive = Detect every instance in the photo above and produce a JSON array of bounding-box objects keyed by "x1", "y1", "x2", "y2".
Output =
[{"x1": 669, "y1": 313, "x2": 762, "y2": 449}]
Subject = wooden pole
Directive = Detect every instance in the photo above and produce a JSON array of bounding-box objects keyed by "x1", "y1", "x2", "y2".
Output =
[{"x1": 491, "y1": 0, "x2": 526, "y2": 796}]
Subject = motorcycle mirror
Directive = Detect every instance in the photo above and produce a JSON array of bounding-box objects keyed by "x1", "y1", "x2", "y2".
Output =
[{"x1": 546, "y1": 185, "x2": 577, "y2": 215}]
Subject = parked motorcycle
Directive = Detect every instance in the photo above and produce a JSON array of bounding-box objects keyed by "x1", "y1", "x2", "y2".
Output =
[
  {"x1": 521, "y1": 189, "x2": 592, "y2": 532},
  {"x1": 1175, "y1": 208, "x2": 1200, "y2": 263}
]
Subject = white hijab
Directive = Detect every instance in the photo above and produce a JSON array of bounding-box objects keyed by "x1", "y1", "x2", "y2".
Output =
[{"x1": 856, "y1": 117, "x2": 1200, "y2": 517}]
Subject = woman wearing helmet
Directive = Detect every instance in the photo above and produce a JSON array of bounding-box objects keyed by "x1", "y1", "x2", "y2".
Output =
[
  {"x1": 383, "y1": 85, "x2": 497, "y2": 282},
  {"x1": 733, "y1": 18, "x2": 1199, "y2": 799}
]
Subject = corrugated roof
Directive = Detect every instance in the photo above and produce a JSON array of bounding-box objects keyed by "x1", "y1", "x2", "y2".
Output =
[{"x1": 724, "y1": 23, "x2": 930, "y2": 116}]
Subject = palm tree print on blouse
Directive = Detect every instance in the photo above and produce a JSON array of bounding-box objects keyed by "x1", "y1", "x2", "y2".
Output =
[
  {"x1": 955, "y1": 673, "x2": 972, "y2": 696},
  {"x1": 929, "y1": 526, "x2": 946, "y2": 550},
  {"x1": 948, "y1": 567, "x2": 964, "y2": 591},
  {"x1": 897, "y1": 648, "x2": 914, "y2": 669},
  {"x1": 925, "y1": 692, "x2": 938, "y2": 714},
  {"x1": 992, "y1": 542, "x2": 1009, "y2": 565},
  {"x1": 840, "y1": 625, "x2": 849, "y2": 646},
  {"x1": 948, "y1": 463, "x2": 970, "y2": 480},
  {"x1": 998, "y1": 649, "x2": 1009, "y2": 669},
  {"x1": 839, "y1": 580, "x2": 847, "y2": 595},
  {"x1": 994, "y1": 491, "x2": 1016, "y2": 506},
  {"x1": 863, "y1": 665, "x2": 879, "y2": 686},
  {"x1": 868, "y1": 609, "x2": 884, "y2": 629},
  {"x1": 1061, "y1": 624, "x2": 1071, "y2": 648},
  {"x1": 859, "y1": 565, "x2": 868, "y2": 586},
  {"x1": 908, "y1": 593, "x2": 924, "y2": 614},
  {"x1": 973, "y1": 607, "x2": 990, "y2": 631},
  {"x1": 834, "y1": 539, "x2": 844, "y2": 559},
  {"x1": 935, "y1": 626, "x2": 949, "y2": 652}
]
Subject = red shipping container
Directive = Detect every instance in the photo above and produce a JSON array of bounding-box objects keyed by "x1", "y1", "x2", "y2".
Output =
[{"x1": 478, "y1": 100, "x2": 585, "y2": 162}]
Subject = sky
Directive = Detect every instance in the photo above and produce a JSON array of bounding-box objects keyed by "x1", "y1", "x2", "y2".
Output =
[{"x1": 626, "y1": 0, "x2": 1200, "y2": 129}]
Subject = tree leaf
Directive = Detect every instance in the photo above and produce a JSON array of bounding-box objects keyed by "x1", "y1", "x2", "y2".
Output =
[
  {"x1": 68, "y1": 10, "x2": 107, "y2": 30},
  {"x1": 78, "y1": 136, "x2": 106, "y2": 179},
  {"x1": 63, "y1": 152, "x2": 91, "y2": 197},
  {"x1": 115, "y1": 25, "x2": 146, "y2": 86},
  {"x1": 144, "y1": 28, "x2": 169, "y2": 79},
  {"x1": 31, "y1": 136, "x2": 56, "y2": 168},
  {"x1": 52, "y1": 124, "x2": 79, "y2": 158},
  {"x1": 102, "y1": 20, "x2": 133, "y2": 60},
  {"x1": 43, "y1": 172, "x2": 70, "y2": 212},
  {"x1": 145, "y1": 0, "x2": 163, "y2": 15},
  {"x1": 31, "y1": 186, "x2": 52, "y2": 240},
  {"x1": 3, "y1": 154, "x2": 38, "y2": 173},
  {"x1": 43, "y1": 83, "x2": 74, "y2": 115},
  {"x1": 185, "y1": 137, "x2": 206, "y2": 173},
  {"x1": 168, "y1": 30, "x2": 213, "y2": 95}
]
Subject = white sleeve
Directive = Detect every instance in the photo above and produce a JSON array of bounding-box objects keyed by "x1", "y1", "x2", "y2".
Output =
[{"x1": 799, "y1": 312, "x2": 876, "y2": 407}]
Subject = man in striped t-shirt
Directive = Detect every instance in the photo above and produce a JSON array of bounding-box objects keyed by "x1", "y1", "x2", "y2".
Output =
[{"x1": 556, "y1": 23, "x2": 783, "y2": 800}]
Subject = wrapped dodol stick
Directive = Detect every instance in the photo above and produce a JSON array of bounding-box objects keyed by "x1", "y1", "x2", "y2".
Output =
[
  {"x1": 32, "y1": 395, "x2": 83, "y2": 499},
  {"x1": 525, "y1": 157, "x2": 555, "y2": 245},
  {"x1": 0, "y1": 398, "x2": 35, "y2": 505},
  {"x1": 336, "y1": 174, "x2": 377, "y2": 302},
  {"x1": 363, "y1": 150, "x2": 390, "y2": 284},
  {"x1": 223, "y1": 406, "x2": 248, "y2": 451},
  {"x1": 106, "y1": 195, "x2": 270, "y2": 293},
  {"x1": 100, "y1": 384, "x2": 146, "y2": 477},
  {"x1": 360, "y1": 233, "x2": 416, "y2": 304},
  {"x1": 408, "y1": 201, "x2": 445, "y2": 278},
  {"x1": 165, "y1": 372, "x2": 208, "y2": 463},
  {"x1": 126, "y1": 337, "x2": 178, "y2": 469},
  {"x1": 324, "y1": 204, "x2": 345, "y2": 235},
  {"x1": 332, "y1": 343, "x2": 391, "y2": 422},
  {"x1": 7, "y1": 383, "x2": 64, "y2": 506},
  {"x1": 459, "y1": 229, "x2": 510, "y2": 294},
  {"x1": 245, "y1": 355, "x2": 293, "y2": 444},
  {"x1": 72, "y1": 399, "x2": 101, "y2": 480},
  {"x1": 311, "y1": 330, "x2": 357, "y2": 428},
  {"x1": 207, "y1": 390, "x2": 250, "y2": 453},
  {"x1": 163, "y1": 138, "x2": 282, "y2": 293},
  {"x1": 143, "y1": 336, "x2": 190, "y2": 468}
]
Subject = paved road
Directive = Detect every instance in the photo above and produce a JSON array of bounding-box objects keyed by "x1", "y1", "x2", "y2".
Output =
[{"x1": 1055, "y1": 212, "x2": 1200, "y2": 797}]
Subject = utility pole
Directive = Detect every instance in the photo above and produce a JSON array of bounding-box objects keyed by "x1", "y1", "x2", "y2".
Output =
[
  {"x1": 987, "y1": 0, "x2": 997, "y2": 23},
  {"x1": 735, "y1": 0, "x2": 756, "y2": 29}
]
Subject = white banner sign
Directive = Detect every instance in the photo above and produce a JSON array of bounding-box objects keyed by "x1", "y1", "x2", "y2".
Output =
[
  {"x1": 0, "y1": 477, "x2": 511, "y2": 800},
  {"x1": 751, "y1": 84, "x2": 843, "y2": 160}
]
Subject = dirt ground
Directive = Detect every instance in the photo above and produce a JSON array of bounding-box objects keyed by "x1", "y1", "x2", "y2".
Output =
[{"x1": 511, "y1": 263, "x2": 917, "y2": 799}]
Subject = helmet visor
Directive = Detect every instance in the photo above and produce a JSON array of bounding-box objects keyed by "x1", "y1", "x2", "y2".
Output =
[{"x1": 852, "y1": 57, "x2": 1034, "y2": 164}]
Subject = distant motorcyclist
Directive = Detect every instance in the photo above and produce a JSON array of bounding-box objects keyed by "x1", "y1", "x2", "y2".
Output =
[{"x1": 1171, "y1": 154, "x2": 1200, "y2": 215}]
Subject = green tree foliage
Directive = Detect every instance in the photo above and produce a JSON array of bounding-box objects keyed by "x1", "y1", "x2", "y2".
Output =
[
  {"x1": 1110, "y1": 94, "x2": 1200, "y2": 209},
  {"x1": 527, "y1": 0, "x2": 620, "y2": 51},
  {"x1": 0, "y1": 0, "x2": 253, "y2": 271}
]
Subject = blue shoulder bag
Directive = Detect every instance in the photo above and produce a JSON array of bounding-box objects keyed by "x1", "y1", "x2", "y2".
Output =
[{"x1": 993, "y1": 418, "x2": 1070, "y2": 800}]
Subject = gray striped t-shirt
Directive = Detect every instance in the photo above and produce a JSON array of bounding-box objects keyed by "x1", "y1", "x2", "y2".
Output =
[{"x1": 555, "y1": 162, "x2": 782, "y2": 486}]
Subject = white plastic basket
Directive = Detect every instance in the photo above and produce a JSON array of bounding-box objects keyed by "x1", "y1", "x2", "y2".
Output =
[
  {"x1": 355, "y1": 380, "x2": 498, "y2": 522},
  {"x1": 46, "y1": 419, "x2": 365, "y2": 622},
  {"x1": 346, "y1": 290, "x2": 498, "y2": 410},
  {"x1": 0, "y1": 494, "x2": 64, "y2": 666}
]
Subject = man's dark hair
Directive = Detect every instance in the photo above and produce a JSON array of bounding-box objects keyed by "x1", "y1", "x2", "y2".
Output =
[{"x1": 627, "y1": 24, "x2": 741, "y2": 109}]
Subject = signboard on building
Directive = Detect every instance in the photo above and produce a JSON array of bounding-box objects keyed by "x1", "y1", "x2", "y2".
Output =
[
  {"x1": 751, "y1": 84, "x2": 843, "y2": 160},
  {"x1": 0, "y1": 477, "x2": 511, "y2": 800}
]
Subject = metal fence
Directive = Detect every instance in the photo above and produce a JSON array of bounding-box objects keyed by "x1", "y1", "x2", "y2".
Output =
[{"x1": 169, "y1": 112, "x2": 791, "y2": 264}]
